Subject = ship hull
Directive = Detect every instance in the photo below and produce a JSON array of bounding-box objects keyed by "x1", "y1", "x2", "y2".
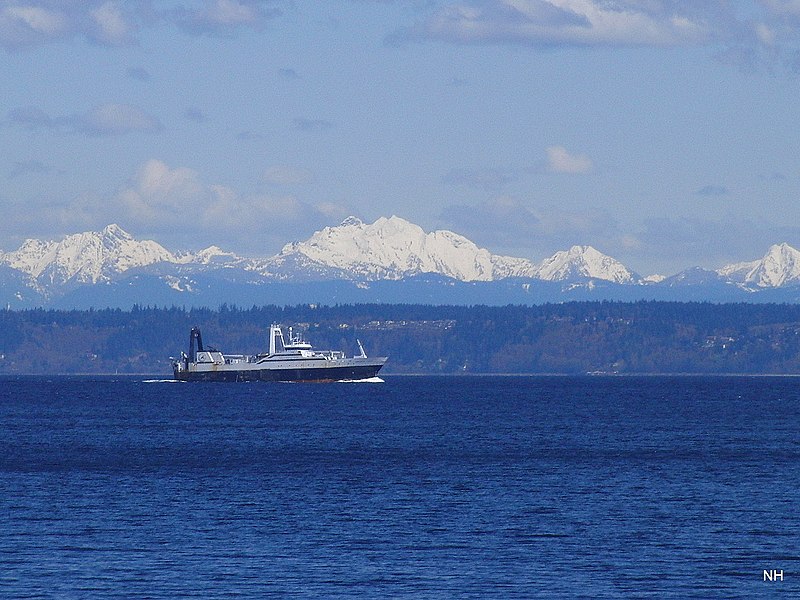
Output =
[{"x1": 174, "y1": 360, "x2": 385, "y2": 382}]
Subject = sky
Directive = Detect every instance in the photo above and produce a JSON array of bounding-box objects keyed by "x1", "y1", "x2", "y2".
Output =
[{"x1": 4, "y1": 0, "x2": 800, "y2": 276}]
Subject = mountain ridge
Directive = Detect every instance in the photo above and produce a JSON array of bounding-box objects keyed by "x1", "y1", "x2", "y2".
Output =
[{"x1": 2, "y1": 217, "x2": 800, "y2": 307}]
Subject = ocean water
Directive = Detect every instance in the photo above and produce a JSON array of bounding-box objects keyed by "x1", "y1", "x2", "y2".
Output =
[{"x1": 0, "y1": 375, "x2": 797, "y2": 599}]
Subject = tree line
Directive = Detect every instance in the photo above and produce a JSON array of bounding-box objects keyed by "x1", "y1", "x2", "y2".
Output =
[{"x1": 2, "y1": 301, "x2": 800, "y2": 374}]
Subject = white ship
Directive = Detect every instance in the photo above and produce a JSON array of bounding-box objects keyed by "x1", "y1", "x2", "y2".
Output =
[{"x1": 173, "y1": 324, "x2": 387, "y2": 382}]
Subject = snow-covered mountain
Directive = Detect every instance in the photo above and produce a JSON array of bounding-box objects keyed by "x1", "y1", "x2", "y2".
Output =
[
  {"x1": 0, "y1": 217, "x2": 645, "y2": 291},
  {"x1": 531, "y1": 245, "x2": 640, "y2": 284},
  {"x1": 717, "y1": 243, "x2": 800, "y2": 289},
  {"x1": 260, "y1": 217, "x2": 643, "y2": 285},
  {"x1": 1, "y1": 224, "x2": 177, "y2": 289},
  {"x1": 4, "y1": 218, "x2": 800, "y2": 308},
  {"x1": 261, "y1": 216, "x2": 536, "y2": 282}
]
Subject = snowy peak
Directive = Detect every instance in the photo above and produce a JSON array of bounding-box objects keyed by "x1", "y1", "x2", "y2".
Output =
[
  {"x1": 273, "y1": 215, "x2": 536, "y2": 282},
  {"x1": 102, "y1": 223, "x2": 132, "y2": 241},
  {"x1": 181, "y1": 245, "x2": 241, "y2": 265},
  {"x1": 1, "y1": 225, "x2": 177, "y2": 286},
  {"x1": 532, "y1": 245, "x2": 640, "y2": 284},
  {"x1": 718, "y1": 242, "x2": 800, "y2": 288},
  {"x1": 338, "y1": 216, "x2": 365, "y2": 227}
]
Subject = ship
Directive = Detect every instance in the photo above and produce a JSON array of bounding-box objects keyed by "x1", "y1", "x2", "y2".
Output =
[{"x1": 172, "y1": 324, "x2": 387, "y2": 382}]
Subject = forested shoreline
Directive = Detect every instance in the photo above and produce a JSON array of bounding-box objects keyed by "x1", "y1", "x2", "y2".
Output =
[{"x1": 3, "y1": 302, "x2": 800, "y2": 375}]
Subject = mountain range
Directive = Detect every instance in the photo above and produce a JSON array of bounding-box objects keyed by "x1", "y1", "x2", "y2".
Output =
[{"x1": 3, "y1": 216, "x2": 800, "y2": 308}]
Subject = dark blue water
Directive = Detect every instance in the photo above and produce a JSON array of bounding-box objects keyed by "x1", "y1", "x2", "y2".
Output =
[{"x1": 0, "y1": 376, "x2": 797, "y2": 598}]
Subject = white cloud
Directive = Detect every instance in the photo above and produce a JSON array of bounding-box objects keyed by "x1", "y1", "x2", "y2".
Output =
[
  {"x1": 6, "y1": 5, "x2": 65, "y2": 33},
  {"x1": 102, "y1": 159, "x2": 341, "y2": 252},
  {"x1": 203, "y1": 0, "x2": 258, "y2": 26},
  {"x1": 0, "y1": 4, "x2": 68, "y2": 48},
  {"x1": 546, "y1": 145, "x2": 592, "y2": 174},
  {"x1": 171, "y1": 0, "x2": 281, "y2": 35},
  {"x1": 134, "y1": 160, "x2": 204, "y2": 203},
  {"x1": 388, "y1": 1, "x2": 800, "y2": 72},
  {"x1": 755, "y1": 22, "x2": 775, "y2": 45},
  {"x1": 114, "y1": 160, "x2": 202, "y2": 226},
  {"x1": 0, "y1": 1, "x2": 281, "y2": 49},
  {"x1": 5, "y1": 0, "x2": 791, "y2": 73},
  {"x1": 0, "y1": 2, "x2": 144, "y2": 49},
  {"x1": 396, "y1": 0, "x2": 713, "y2": 47},
  {"x1": 89, "y1": 1, "x2": 133, "y2": 45}
]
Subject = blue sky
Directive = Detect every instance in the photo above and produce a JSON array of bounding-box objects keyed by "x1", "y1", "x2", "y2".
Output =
[{"x1": 4, "y1": 0, "x2": 800, "y2": 275}]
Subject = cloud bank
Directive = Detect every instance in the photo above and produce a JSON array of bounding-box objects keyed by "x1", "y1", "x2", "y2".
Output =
[
  {"x1": 0, "y1": 0, "x2": 281, "y2": 50},
  {"x1": 392, "y1": 1, "x2": 717, "y2": 47},
  {"x1": 114, "y1": 159, "x2": 333, "y2": 238},
  {"x1": 3, "y1": 1, "x2": 800, "y2": 74},
  {"x1": 385, "y1": 0, "x2": 800, "y2": 70},
  {"x1": 0, "y1": 158, "x2": 345, "y2": 254}
]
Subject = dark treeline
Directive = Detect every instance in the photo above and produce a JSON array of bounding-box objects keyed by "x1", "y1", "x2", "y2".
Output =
[{"x1": 3, "y1": 301, "x2": 800, "y2": 374}]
